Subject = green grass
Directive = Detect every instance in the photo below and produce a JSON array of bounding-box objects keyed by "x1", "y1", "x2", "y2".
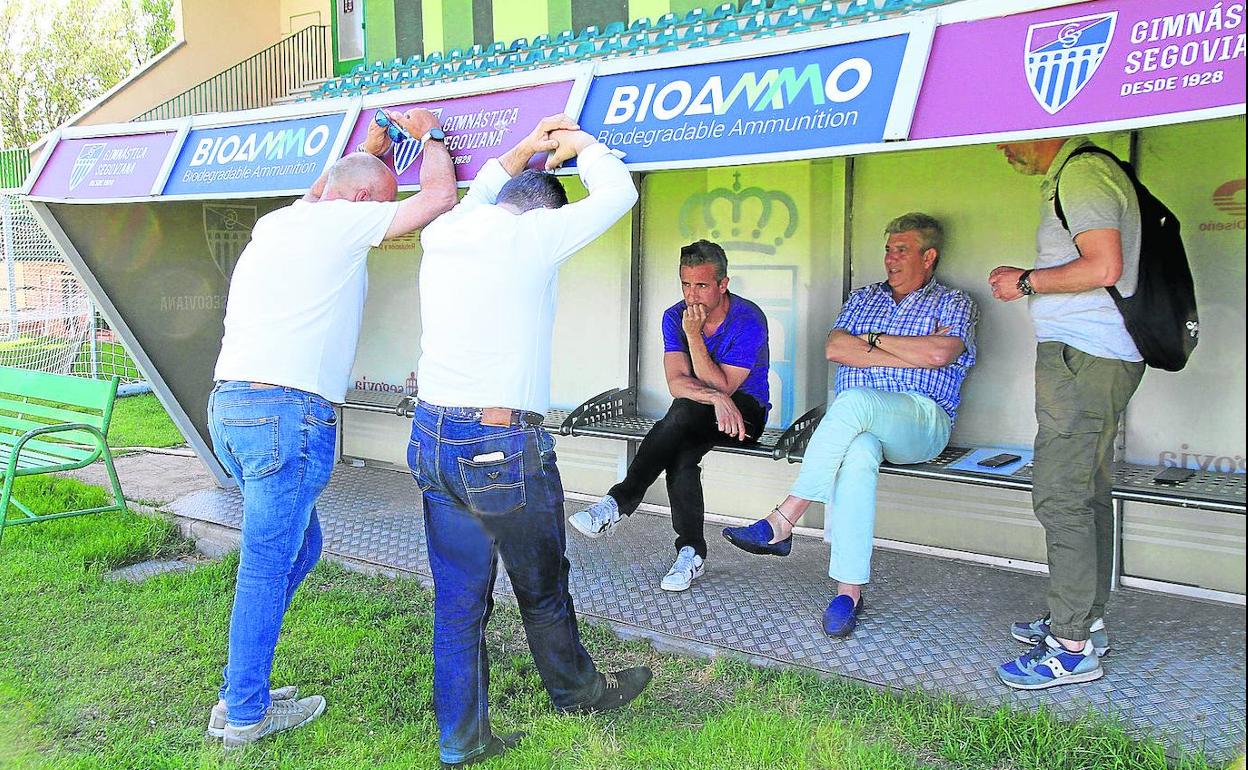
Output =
[
  {"x1": 0, "y1": 476, "x2": 1226, "y2": 770},
  {"x1": 0, "y1": 336, "x2": 142, "y2": 382},
  {"x1": 108, "y1": 393, "x2": 184, "y2": 449}
]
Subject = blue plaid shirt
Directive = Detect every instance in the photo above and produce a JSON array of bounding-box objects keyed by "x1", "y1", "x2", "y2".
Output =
[{"x1": 833, "y1": 279, "x2": 978, "y2": 424}]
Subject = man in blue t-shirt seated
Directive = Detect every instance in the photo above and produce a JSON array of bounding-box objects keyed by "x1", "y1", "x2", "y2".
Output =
[{"x1": 569, "y1": 240, "x2": 770, "y2": 592}]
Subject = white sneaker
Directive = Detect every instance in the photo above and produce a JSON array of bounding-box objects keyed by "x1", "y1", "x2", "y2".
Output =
[
  {"x1": 568, "y1": 495, "x2": 621, "y2": 539},
  {"x1": 660, "y1": 546, "x2": 705, "y2": 592}
]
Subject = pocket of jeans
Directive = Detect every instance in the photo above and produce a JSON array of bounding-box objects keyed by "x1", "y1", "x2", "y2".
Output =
[
  {"x1": 407, "y1": 438, "x2": 432, "y2": 493},
  {"x1": 306, "y1": 412, "x2": 338, "y2": 428},
  {"x1": 219, "y1": 416, "x2": 282, "y2": 479},
  {"x1": 458, "y1": 451, "x2": 526, "y2": 515}
]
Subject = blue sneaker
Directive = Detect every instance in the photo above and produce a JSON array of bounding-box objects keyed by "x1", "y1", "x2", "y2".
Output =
[
  {"x1": 997, "y1": 635, "x2": 1103, "y2": 690},
  {"x1": 1011, "y1": 615, "x2": 1110, "y2": 657},
  {"x1": 822, "y1": 594, "x2": 864, "y2": 638},
  {"x1": 722, "y1": 516, "x2": 792, "y2": 557}
]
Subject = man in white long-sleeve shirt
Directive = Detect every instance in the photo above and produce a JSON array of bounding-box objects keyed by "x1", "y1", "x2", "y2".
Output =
[{"x1": 408, "y1": 115, "x2": 650, "y2": 770}]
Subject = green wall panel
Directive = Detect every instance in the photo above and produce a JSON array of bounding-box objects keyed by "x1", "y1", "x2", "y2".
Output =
[
  {"x1": 395, "y1": 0, "x2": 425, "y2": 58},
  {"x1": 549, "y1": 0, "x2": 573, "y2": 38},
  {"x1": 472, "y1": 0, "x2": 494, "y2": 46},
  {"x1": 442, "y1": 0, "x2": 475, "y2": 49},
  {"x1": 364, "y1": 0, "x2": 398, "y2": 63},
  {"x1": 572, "y1": 0, "x2": 629, "y2": 33},
  {"x1": 628, "y1": 0, "x2": 669, "y2": 23}
]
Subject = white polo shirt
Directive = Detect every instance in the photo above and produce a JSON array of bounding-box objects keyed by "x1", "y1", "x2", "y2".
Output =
[
  {"x1": 416, "y1": 143, "x2": 637, "y2": 414},
  {"x1": 213, "y1": 198, "x2": 399, "y2": 402}
]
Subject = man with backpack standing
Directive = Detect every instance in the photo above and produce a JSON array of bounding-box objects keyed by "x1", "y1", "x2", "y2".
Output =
[{"x1": 987, "y1": 136, "x2": 1146, "y2": 690}]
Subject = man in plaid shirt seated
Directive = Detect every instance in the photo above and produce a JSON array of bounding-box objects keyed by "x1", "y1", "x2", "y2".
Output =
[{"x1": 723, "y1": 212, "x2": 979, "y2": 638}]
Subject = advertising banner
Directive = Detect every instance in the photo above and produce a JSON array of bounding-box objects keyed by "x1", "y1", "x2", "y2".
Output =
[
  {"x1": 576, "y1": 34, "x2": 914, "y2": 168},
  {"x1": 911, "y1": 0, "x2": 1246, "y2": 139},
  {"x1": 163, "y1": 113, "x2": 348, "y2": 197},
  {"x1": 342, "y1": 81, "x2": 576, "y2": 185},
  {"x1": 29, "y1": 132, "x2": 178, "y2": 199}
]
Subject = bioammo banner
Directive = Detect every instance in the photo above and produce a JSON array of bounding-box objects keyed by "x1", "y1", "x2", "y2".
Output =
[
  {"x1": 29, "y1": 132, "x2": 178, "y2": 199},
  {"x1": 163, "y1": 113, "x2": 349, "y2": 196},
  {"x1": 576, "y1": 34, "x2": 913, "y2": 167},
  {"x1": 910, "y1": 0, "x2": 1246, "y2": 139},
  {"x1": 342, "y1": 81, "x2": 576, "y2": 185}
]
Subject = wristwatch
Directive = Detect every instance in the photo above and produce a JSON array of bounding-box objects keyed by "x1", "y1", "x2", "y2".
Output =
[
  {"x1": 420, "y1": 127, "x2": 446, "y2": 144},
  {"x1": 1017, "y1": 269, "x2": 1036, "y2": 296}
]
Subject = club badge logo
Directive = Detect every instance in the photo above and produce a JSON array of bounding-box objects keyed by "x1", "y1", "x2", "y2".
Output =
[
  {"x1": 1024, "y1": 12, "x2": 1117, "y2": 114},
  {"x1": 204, "y1": 204, "x2": 258, "y2": 280},
  {"x1": 69, "y1": 143, "x2": 106, "y2": 191},
  {"x1": 392, "y1": 108, "x2": 443, "y2": 176}
]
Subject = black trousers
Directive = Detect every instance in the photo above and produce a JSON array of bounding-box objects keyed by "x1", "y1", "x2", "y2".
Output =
[{"x1": 609, "y1": 393, "x2": 767, "y2": 558}]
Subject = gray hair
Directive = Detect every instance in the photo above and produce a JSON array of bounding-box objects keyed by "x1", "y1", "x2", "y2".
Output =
[
  {"x1": 679, "y1": 240, "x2": 728, "y2": 282},
  {"x1": 326, "y1": 153, "x2": 395, "y2": 201},
  {"x1": 885, "y1": 212, "x2": 944, "y2": 255}
]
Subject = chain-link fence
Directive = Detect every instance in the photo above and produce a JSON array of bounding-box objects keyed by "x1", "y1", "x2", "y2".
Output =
[{"x1": 1, "y1": 192, "x2": 146, "y2": 386}]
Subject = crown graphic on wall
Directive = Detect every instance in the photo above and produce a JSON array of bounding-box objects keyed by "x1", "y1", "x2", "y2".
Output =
[{"x1": 678, "y1": 171, "x2": 799, "y2": 255}]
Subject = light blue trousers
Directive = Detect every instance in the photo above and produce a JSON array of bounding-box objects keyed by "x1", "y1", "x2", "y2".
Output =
[{"x1": 790, "y1": 388, "x2": 951, "y2": 585}]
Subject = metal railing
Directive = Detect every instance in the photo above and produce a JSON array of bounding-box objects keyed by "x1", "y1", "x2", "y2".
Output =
[
  {"x1": 135, "y1": 25, "x2": 330, "y2": 122},
  {"x1": 0, "y1": 148, "x2": 30, "y2": 190}
]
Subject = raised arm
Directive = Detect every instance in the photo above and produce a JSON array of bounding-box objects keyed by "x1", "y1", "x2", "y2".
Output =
[
  {"x1": 384, "y1": 109, "x2": 458, "y2": 239},
  {"x1": 528, "y1": 128, "x2": 638, "y2": 264}
]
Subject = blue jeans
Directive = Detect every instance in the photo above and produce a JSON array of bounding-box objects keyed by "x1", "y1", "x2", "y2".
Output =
[
  {"x1": 791, "y1": 388, "x2": 951, "y2": 585},
  {"x1": 207, "y1": 381, "x2": 336, "y2": 726},
  {"x1": 408, "y1": 401, "x2": 601, "y2": 765}
]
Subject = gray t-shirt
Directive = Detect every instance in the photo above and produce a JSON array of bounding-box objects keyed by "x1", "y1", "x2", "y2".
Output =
[{"x1": 1029, "y1": 137, "x2": 1142, "y2": 362}]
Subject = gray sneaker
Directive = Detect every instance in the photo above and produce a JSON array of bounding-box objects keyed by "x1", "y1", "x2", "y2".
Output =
[
  {"x1": 568, "y1": 495, "x2": 621, "y2": 539},
  {"x1": 1011, "y1": 615, "x2": 1110, "y2": 657},
  {"x1": 221, "y1": 695, "x2": 326, "y2": 750},
  {"x1": 206, "y1": 685, "x2": 299, "y2": 738}
]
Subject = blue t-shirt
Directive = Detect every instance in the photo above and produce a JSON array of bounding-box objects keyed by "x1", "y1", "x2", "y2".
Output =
[{"x1": 662, "y1": 293, "x2": 771, "y2": 414}]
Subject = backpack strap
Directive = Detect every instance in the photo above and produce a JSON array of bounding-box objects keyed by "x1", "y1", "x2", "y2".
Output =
[
  {"x1": 1052, "y1": 145, "x2": 1136, "y2": 304},
  {"x1": 1052, "y1": 145, "x2": 1124, "y2": 232}
]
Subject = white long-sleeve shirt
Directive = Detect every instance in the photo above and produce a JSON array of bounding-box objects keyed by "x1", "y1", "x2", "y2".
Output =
[{"x1": 416, "y1": 142, "x2": 637, "y2": 414}]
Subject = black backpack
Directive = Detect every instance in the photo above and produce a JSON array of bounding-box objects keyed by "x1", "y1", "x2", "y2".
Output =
[{"x1": 1054, "y1": 146, "x2": 1199, "y2": 372}]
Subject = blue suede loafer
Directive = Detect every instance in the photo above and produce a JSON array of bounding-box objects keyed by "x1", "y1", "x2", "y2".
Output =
[
  {"x1": 721, "y1": 518, "x2": 792, "y2": 556},
  {"x1": 822, "y1": 594, "x2": 864, "y2": 638}
]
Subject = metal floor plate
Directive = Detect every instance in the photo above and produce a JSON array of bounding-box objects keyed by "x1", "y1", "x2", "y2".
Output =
[{"x1": 169, "y1": 464, "x2": 1246, "y2": 761}]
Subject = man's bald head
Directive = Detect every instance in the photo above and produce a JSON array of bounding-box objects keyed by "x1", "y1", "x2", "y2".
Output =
[{"x1": 322, "y1": 153, "x2": 398, "y2": 202}]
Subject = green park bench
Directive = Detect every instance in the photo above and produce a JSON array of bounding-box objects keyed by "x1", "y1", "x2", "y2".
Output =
[{"x1": 0, "y1": 365, "x2": 126, "y2": 544}]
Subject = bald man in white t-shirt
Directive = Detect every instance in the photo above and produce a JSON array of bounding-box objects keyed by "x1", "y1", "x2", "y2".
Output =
[{"x1": 206, "y1": 108, "x2": 456, "y2": 749}]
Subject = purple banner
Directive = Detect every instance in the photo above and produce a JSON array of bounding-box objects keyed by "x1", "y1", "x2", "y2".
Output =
[
  {"x1": 911, "y1": 0, "x2": 1246, "y2": 139},
  {"x1": 343, "y1": 81, "x2": 575, "y2": 184},
  {"x1": 30, "y1": 132, "x2": 177, "y2": 199}
]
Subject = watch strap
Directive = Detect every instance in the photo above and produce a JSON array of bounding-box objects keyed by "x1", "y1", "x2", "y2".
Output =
[{"x1": 1018, "y1": 269, "x2": 1035, "y2": 296}]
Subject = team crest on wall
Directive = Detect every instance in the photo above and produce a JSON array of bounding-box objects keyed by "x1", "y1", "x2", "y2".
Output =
[
  {"x1": 678, "y1": 172, "x2": 798, "y2": 255},
  {"x1": 203, "y1": 204, "x2": 258, "y2": 279},
  {"x1": 1024, "y1": 12, "x2": 1116, "y2": 114}
]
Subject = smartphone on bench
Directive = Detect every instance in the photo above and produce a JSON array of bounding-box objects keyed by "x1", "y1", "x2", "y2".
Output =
[
  {"x1": 978, "y1": 453, "x2": 1022, "y2": 468},
  {"x1": 1153, "y1": 466, "x2": 1196, "y2": 485}
]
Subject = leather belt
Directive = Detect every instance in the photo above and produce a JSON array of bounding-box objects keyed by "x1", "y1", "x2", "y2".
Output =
[{"x1": 480, "y1": 406, "x2": 545, "y2": 427}]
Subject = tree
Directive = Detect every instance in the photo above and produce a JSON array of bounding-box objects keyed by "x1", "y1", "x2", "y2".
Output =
[{"x1": 0, "y1": 0, "x2": 176, "y2": 148}]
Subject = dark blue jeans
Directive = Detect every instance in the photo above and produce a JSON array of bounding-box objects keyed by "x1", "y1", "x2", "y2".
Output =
[
  {"x1": 408, "y1": 401, "x2": 601, "y2": 765},
  {"x1": 207, "y1": 382, "x2": 334, "y2": 726}
]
